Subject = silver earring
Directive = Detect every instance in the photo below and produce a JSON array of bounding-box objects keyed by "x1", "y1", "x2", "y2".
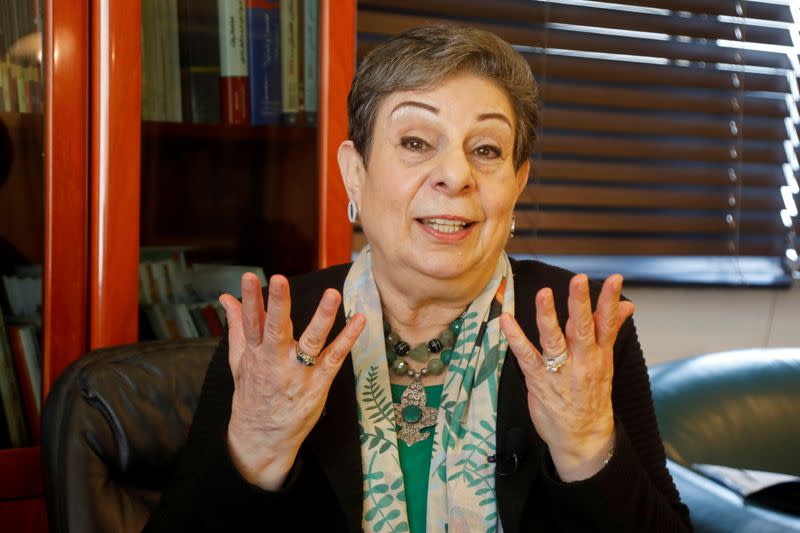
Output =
[
  {"x1": 347, "y1": 200, "x2": 358, "y2": 224},
  {"x1": 510, "y1": 215, "x2": 516, "y2": 238}
]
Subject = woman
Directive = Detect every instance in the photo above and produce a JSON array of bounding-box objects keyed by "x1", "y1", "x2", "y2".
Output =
[{"x1": 145, "y1": 26, "x2": 691, "y2": 532}]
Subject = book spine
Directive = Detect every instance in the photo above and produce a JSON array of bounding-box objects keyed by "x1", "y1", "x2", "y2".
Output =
[
  {"x1": 139, "y1": 263, "x2": 153, "y2": 305},
  {"x1": 7, "y1": 326, "x2": 39, "y2": 442},
  {"x1": 12, "y1": 65, "x2": 25, "y2": 112},
  {"x1": 178, "y1": 0, "x2": 222, "y2": 124},
  {"x1": 0, "y1": 61, "x2": 11, "y2": 112},
  {"x1": 247, "y1": 0, "x2": 281, "y2": 125},
  {"x1": 189, "y1": 304, "x2": 212, "y2": 337},
  {"x1": 162, "y1": 0, "x2": 184, "y2": 122},
  {"x1": 0, "y1": 312, "x2": 28, "y2": 447},
  {"x1": 212, "y1": 301, "x2": 228, "y2": 330},
  {"x1": 302, "y1": 0, "x2": 318, "y2": 124},
  {"x1": 156, "y1": 304, "x2": 181, "y2": 339},
  {"x1": 173, "y1": 303, "x2": 200, "y2": 338},
  {"x1": 147, "y1": 262, "x2": 170, "y2": 304},
  {"x1": 201, "y1": 303, "x2": 225, "y2": 336},
  {"x1": 141, "y1": 0, "x2": 159, "y2": 121},
  {"x1": 17, "y1": 326, "x2": 41, "y2": 415},
  {"x1": 280, "y1": 0, "x2": 300, "y2": 122},
  {"x1": 218, "y1": 0, "x2": 250, "y2": 124}
]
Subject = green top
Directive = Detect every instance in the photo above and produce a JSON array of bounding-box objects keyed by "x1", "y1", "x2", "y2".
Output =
[{"x1": 390, "y1": 383, "x2": 443, "y2": 533}]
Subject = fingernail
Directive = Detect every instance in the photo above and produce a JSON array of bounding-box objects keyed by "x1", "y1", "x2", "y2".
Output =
[{"x1": 545, "y1": 289, "x2": 555, "y2": 308}]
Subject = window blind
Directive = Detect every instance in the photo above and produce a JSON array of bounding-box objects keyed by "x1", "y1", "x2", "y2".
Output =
[{"x1": 355, "y1": 0, "x2": 800, "y2": 285}]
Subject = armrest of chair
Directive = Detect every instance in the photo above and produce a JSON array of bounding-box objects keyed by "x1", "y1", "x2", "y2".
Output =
[{"x1": 667, "y1": 460, "x2": 800, "y2": 533}]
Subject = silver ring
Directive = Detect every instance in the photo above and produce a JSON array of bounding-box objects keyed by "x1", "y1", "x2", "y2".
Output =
[
  {"x1": 541, "y1": 349, "x2": 569, "y2": 373},
  {"x1": 295, "y1": 343, "x2": 317, "y2": 367}
]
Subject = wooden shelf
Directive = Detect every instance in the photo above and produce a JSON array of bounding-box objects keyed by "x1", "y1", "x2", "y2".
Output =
[
  {"x1": 0, "y1": 447, "x2": 43, "y2": 500},
  {"x1": 141, "y1": 120, "x2": 317, "y2": 142}
]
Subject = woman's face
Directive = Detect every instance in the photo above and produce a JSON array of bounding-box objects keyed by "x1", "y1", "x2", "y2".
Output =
[{"x1": 343, "y1": 72, "x2": 530, "y2": 285}]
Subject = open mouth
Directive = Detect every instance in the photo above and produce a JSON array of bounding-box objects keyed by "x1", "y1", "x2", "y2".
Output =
[{"x1": 418, "y1": 217, "x2": 474, "y2": 234}]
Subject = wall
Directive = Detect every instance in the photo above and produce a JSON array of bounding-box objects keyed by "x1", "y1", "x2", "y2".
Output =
[{"x1": 625, "y1": 281, "x2": 799, "y2": 366}]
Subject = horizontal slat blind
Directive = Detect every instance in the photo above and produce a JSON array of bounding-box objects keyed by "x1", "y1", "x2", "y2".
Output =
[{"x1": 355, "y1": 0, "x2": 800, "y2": 284}]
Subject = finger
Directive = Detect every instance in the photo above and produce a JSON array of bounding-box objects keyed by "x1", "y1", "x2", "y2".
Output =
[
  {"x1": 565, "y1": 274, "x2": 596, "y2": 352},
  {"x1": 535, "y1": 287, "x2": 568, "y2": 357},
  {"x1": 617, "y1": 301, "x2": 635, "y2": 333},
  {"x1": 263, "y1": 274, "x2": 293, "y2": 347},
  {"x1": 595, "y1": 274, "x2": 622, "y2": 348},
  {"x1": 296, "y1": 289, "x2": 342, "y2": 356},
  {"x1": 318, "y1": 313, "x2": 366, "y2": 376},
  {"x1": 499, "y1": 312, "x2": 542, "y2": 377},
  {"x1": 242, "y1": 272, "x2": 267, "y2": 346},
  {"x1": 219, "y1": 293, "x2": 244, "y2": 372}
]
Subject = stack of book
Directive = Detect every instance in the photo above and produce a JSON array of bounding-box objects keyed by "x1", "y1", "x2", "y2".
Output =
[
  {"x1": 0, "y1": 0, "x2": 44, "y2": 113},
  {"x1": 142, "y1": 0, "x2": 319, "y2": 126},
  {"x1": 0, "y1": 266, "x2": 42, "y2": 448},
  {"x1": 139, "y1": 247, "x2": 267, "y2": 340}
]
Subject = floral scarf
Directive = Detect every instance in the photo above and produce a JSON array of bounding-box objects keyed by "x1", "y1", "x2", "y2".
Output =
[{"x1": 343, "y1": 245, "x2": 514, "y2": 532}]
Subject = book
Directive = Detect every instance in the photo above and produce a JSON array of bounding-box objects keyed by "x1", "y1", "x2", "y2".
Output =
[
  {"x1": 183, "y1": 264, "x2": 267, "y2": 301},
  {"x1": 139, "y1": 263, "x2": 154, "y2": 305},
  {"x1": 0, "y1": 307, "x2": 28, "y2": 447},
  {"x1": 302, "y1": 0, "x2": 318, "y2": 124},
  {"x1": 213, "y1": 300, "x2": 228, "y2": 330},
  {"x1": 247, "y1": 0, "x2": 281, "y2": 125},
  {"x1": 201, "y1": 303, "x2": 225, "y2": 336},
  {"x1": 280, "y1": 0, "x2": 300, "y2": 122},
  {"x1": 218, "y1": 0, "x2": 250, "y2": 124},
  {"x1": 141, "y1": 0, "x2": 163, "y2": 121},
  {"x1": 189, "y1": 303, "x2": 212, "y2": 337},
  {"x1": 7, "y1": 324, "x2": 40, "y2": 442},
  {"x1": 161, "y1": 0, "x2": 184, "y2": 123},
  {"x1": 178, "y1": 0, "x2": 222, "y2": 124},
  {"x1": 0, "y1": 61, "x2": 12, "y2": 111},
  {"x1": 141, "y1": 0, "x2": 183, "y2": 122},
  {"x1": 156, "y1": 304, "x2": 181, "y2": 339},
  {"x1": 146, "y1": 261, "x2": 171, "y2": 304},
  {"x1": 172, "y1": 303, "x2": 200, "y2": 338}
]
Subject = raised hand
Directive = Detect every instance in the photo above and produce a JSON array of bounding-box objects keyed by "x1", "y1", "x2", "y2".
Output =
[
  {"x1": 499, "y1": 274, "x2": 635, "y2": 481},
  {"x1": 219, "y1": 273, "x2": 365, "y2": 490}
]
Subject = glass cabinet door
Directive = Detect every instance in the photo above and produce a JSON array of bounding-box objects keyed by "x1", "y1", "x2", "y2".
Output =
[
  {"x1": 0, "y1": 0, "x2": 45, "y2": 451},
  {"x1": 138, "y1": 0, "x2": 322, "y2": 341}
]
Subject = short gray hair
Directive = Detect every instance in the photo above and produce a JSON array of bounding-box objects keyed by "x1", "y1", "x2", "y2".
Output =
[{"x1": 348, "y1": 25, "x2": 539, "y2": 170}]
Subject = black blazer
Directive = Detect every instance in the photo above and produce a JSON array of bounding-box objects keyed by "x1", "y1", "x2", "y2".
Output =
[{"x1": 144, "y1": 259, "x2": 692, "y2": 532}]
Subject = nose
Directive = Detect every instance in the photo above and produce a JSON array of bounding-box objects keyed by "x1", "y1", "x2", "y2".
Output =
[{"x1": 430, "y1": 145, "x2": 474, "y2": 195}]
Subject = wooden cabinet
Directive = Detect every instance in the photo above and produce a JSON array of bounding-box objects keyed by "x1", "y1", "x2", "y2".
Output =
[
  {"x1": 0, "y1": 1, "x2": 355, "y2": 530},
  {"x1": 0, "y1": 0, "x2": 88, "y2": 530}
]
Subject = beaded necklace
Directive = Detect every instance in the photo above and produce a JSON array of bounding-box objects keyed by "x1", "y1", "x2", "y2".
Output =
[{"x1": 384, "y1": 313, "x2": 465, "y2": 446}]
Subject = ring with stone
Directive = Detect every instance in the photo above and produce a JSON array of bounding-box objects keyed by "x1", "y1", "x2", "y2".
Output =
[
  {"x1": 541, "y1": 349, "x2": 569, "y2": 373},
  {"x1": 295, "y1": 343, "x2": 317, "y2": 367}
]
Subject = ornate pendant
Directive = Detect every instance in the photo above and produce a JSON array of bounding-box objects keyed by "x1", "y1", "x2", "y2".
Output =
[{"x1": 393, "y1": 378, "x2": 438, "y2": 446}]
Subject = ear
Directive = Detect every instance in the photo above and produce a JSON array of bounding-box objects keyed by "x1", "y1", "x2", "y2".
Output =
[
  {"x1": 338, "y1": 140, "x2": 366, "y2": 208},
  {"x1": 514, "y1": 159, "x2": 531, "y2": 200}
]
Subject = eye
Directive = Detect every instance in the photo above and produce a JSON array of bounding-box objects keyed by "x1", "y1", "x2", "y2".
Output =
[
  {"x1": 400, "y1": 136, "x2": 430, "y2": 152},
  {"x1": 474, "y1": 144, "x2": 502, "y2": 159}
]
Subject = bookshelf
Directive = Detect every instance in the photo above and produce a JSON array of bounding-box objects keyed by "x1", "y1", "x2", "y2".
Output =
[{"x1": 0, "y1": 0, "x2": 355, "y2": 531}]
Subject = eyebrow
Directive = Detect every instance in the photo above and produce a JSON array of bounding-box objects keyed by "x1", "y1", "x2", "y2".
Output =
[{"x1": 389, "y1": 101, "x2": 513, "y2": 130}]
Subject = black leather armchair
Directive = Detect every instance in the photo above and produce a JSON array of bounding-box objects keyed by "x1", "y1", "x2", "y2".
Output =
[
  {"x1": 41, "y1": 339, "x2": 217, "y2": 533},
  {"x1": 41, "y1": 340, "x2": 800, "y2": 532},
  {"x1": 649, "y1": 348, "x2": 800, "y2": 532}
]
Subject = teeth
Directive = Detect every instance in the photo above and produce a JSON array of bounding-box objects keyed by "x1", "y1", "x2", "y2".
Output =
[{"x1": 423, "y1": 218, "x2": 467, "y2": 234}]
